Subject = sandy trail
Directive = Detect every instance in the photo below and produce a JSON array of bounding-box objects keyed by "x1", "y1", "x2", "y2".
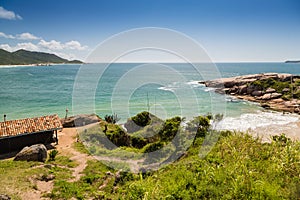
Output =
[{"x1": 21, "y1": 124, "x2": 95, "y2": 200}]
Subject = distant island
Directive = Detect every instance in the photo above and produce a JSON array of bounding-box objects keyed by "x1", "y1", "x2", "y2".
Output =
[
  {"x1": 0, "y1": 49, "x2": 83, "y2": 65},
  {"x1": 285, "y1": 60, "x2": 300, "y2": 63}
]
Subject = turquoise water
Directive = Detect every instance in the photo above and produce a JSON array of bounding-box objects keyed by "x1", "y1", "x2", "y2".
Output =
[{"x1": 1, "y1": 62, "x2": 300, "y2": 126}]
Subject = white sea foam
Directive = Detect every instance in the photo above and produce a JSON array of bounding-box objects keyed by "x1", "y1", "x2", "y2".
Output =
[
  {"x1": 215, "y1": 111, "x2": 300, "y2": 132},
  {"x1": 0, "y1": 65, "x2": 35, "y2": 68},
  {"x1": 158, "y1": 86, "x2": 175, "y2": 92},
  {"x1": 204, "y1": 87, "x2": 216, "y2": 92},
  {"x1": 186, "y1": 80, "x2": 202, "y2": 88}
]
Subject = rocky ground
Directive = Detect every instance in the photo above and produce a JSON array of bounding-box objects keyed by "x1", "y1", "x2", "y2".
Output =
[{"x1": 200, "y1": 73, "x2": 300, "y2": 113}]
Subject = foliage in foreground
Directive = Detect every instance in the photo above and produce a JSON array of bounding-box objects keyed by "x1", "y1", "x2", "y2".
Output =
[
  {"x1": 53, "y1": 127, "x2": 299, "y2": 199},
  {"x1": 106, "y1": 133, "x2": 300, "y2": 200},
  {"x1": 1, "y1": 112, "x2": 299, "y2": 199}
]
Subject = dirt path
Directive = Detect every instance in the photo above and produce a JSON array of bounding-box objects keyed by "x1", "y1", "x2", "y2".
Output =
[
  {"x1": 56, "y1": 126, "x2": 92, "y2": 181},
  {"x1": 21, "y1": 124, "x2": 95, "y2": 200}
]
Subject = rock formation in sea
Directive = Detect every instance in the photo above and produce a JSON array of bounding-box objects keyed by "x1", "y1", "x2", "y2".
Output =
[{"x1": 199, "y1": 73, "x2": 300, "y2": 113}]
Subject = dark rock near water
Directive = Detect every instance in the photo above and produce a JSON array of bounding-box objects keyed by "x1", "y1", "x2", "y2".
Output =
[
  {"x1": 61, "y1": 114, "x2": 101, "y2": 127},
  {"x1": 251, "y1": 90, "x2": 264, "y2": 96},
  {"x1": 14, "y1": 144, "x2": 47, "y2": 162}
]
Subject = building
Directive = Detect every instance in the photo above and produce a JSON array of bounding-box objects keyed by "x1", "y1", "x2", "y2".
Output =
[{"x1": 0, "y1": 114, "x2": 62, "y2": 154}]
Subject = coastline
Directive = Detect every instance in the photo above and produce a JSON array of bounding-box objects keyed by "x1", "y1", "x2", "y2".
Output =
[{"x1": 0, "y1": 63, "x2": 82, "y2": 68}]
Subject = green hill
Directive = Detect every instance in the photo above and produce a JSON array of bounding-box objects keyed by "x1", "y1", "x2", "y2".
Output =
[{"x1": 0, "y1": 49, "x2": 83, "y2": 65}]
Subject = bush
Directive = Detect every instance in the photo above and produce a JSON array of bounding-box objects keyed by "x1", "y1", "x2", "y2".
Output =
[
  {"x1": 131, "y1": 111, "x2": 151, "y2": 127},
  {"x1": 158, "y1": 116, "x2": 182, "y2": 141},
  {"x1": 105, "y1": 126, "x2": 131, "y2": 147},
  {"x1": 104, "y1": 113, "x2": 120, "y2": 124},
  {"x1": 186, "y1": 116, "x2": 210, "y2": 138},
  {"x1": 49, "y1": 149, "x2": 58, "y2": 161},
  {"x1": 131, "y1": 136, "x2": 147, "y2": 149},
  {"x1": 142, "y1": 141, "x2": 165, "y2": 153}
]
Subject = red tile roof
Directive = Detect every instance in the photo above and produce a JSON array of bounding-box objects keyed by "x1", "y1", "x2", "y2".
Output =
[{"x1": 0, "y1": 114, "x2": 62, "y2": 138}]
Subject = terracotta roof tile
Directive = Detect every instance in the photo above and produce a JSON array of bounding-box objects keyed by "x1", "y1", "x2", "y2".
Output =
[{"x1": 0, "y1": 114, "x2": 62, "y2": 138}]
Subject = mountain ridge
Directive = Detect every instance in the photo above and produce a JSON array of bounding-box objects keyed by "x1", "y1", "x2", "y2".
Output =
[{"x1": 0, "y1": 49, "x2": 83, "y2": 65}]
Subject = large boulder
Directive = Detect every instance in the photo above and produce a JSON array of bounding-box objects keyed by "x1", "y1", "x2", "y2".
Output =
[
  {"x1": 257, "y1": 93, "x2": 282, "y2": 100},
  {"x1": 238, "y1": 85, "x2": 248, "y2": 94},
  {"x1": 14, "y1": 144, "x2": 47, "y2": 162},
  {"x1": 61, "y1": 114, "x2": 101, "y2": 127},
  {"x1": 265, "y1": 88, "x2": 276, "y2": 93},
  {"x1": 251, "y1": 90, "x2": 264, "y2": 96},
  {"x1": 0, "y1": 194, "x2": 11, "y2": 200}
]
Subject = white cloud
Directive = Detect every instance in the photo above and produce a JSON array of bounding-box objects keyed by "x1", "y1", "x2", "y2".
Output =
[
  {"x1": 0, "y1": 42, "x2": 39, "y2": 52},
  {"x1": 0, "y1": 44, "x2": 13, "y2": 51},
  {"x1": 38, "y1": 39, "x2": 87, "y2": 51},
  {"x1": 54, "y1": 52, "x2": 76, "y2": 60},
  {"x1": 16, "y1": 42, "x2": 39, "y2": 51},
  {"x1": 17, "y1": 32, "x2": 40, "y2": 40},
  {"x1": 38, "y1": 39, "x2": 64, "y2": 50},
  {"x1": 0, "y1": 32, "x2": 15, "y2": 39},
  {"x1": 65, "y1": 40, "x2": 87, "y2": 50},
  {"x1": 0, "y1": 7, "x2": 22, "y2": 20}
]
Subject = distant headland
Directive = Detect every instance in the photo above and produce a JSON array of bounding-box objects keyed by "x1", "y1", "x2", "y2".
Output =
[
  {"x1": 0, "y1": 49, "x2": 83, "y2": 65},
  {"x1": 285, "y1": 60, "x2": 300, "y2": 63}
]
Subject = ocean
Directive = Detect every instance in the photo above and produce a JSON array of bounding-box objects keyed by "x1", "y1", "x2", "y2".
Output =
[{"x1": 1, "y1": 62, "x2": 300, "y2": 133}]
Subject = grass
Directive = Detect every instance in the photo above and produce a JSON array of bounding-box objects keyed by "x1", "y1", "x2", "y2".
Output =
[
  {"x1": 1, "y1": 113, "x2": 299, "y2": 199},
  {"x1": 107, "y1": 133, "x2": 300, "y2": 199},
  {"x1": 42, "y1": 132, "x2": 300, "y2": 199},
  {"x1": 0, "y1": 160, "x2": 46, "y2": 199},
  {"x1": 0, "y1": 153, "x2": 77, "y2": 199}
]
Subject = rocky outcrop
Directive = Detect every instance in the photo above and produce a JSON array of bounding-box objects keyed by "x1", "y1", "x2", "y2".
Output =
[
  {"x1": 14, "y1": 144, "x2": 47, "y2": 162},
  {"x1": 0, "y1": 194, "x2": 11, "y2": 200},
  {"x1": 201, "y1": 73, "x2": 297, "y2": 88},
  {"x1": 61, "y1": 114, "x2": 101, "y2": 127},
  {"x1": 200, "y1": 73, "x2": 300, "y2": 114}
]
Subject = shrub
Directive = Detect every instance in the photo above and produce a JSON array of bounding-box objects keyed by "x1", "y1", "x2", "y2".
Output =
[
  {"x1": 104, "y1": 113, "x2": 120, "y2": 124},
  {"x1": 131, "y1": 111, "x2": 151, "y2": 127},
  {"x1": 158, "y1": 116, "x2": 182, "y2": 141},
  {"x1": 105, "y1": 126, "x2": 131, "y2": 147},
  {"x1": 49, "y1": 149, "x2": 58, "y2": 161},
  {"x1": 142, "y1": 141, "x2": 165, "y2": 153},
  {"x1": 131, "y1": 136, "x2": 147, "y2": 149},
  {"x1": 186, "y1": 116, "x2": 210, "y2": 138}
]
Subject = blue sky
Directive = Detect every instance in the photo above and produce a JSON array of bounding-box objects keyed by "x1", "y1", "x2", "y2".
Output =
[{"x1": 0, "y1": 0, "x2": 299, "y2": 62}]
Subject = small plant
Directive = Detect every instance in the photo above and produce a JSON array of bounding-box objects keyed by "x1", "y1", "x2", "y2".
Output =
[
  {"x1": 272, "y1": 133, "x2": 291, "y2": 145},
  {"x1": 104, "y1": 113, "x2": 120, "y2": 124},
  {"x1": 49, "y1": 149, "x2": 59, "y2": 161}
]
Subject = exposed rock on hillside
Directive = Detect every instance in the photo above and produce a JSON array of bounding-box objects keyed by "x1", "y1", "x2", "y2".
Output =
[
  {"x1": 61, "y1": 114, "x2": 101, "y2": 128},
  {"x1": 14, "y1": 144, "x2": 47, "y2": 162}
]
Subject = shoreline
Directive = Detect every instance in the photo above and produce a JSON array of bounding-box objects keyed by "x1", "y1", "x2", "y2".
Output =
[{"x1": 0, "y1": 63, "x2": 82, "y2": 68}]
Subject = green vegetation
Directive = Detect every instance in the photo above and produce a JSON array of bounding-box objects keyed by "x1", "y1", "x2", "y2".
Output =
[
  {"x1": 0, "y1": 112, "x2": 299, "y2": 199},
  {"x1": 0, "y1": 49, "x2": 83, "y2": 65},
  {"x1": 104, "y1": 113, "x2": 120, "y2": 124},
  {"x1": 50, "y1": 131, "x2": 300, "y2": 199},
  {"x1": 48, "y1": 149, "x2": 59, "y2": 161},
  {"x1": 0, "y1": 154, "x2": 76, "y2": 199},
  {"x1": 250, "y1": 77, "x2": 300, "y2": 100}
]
